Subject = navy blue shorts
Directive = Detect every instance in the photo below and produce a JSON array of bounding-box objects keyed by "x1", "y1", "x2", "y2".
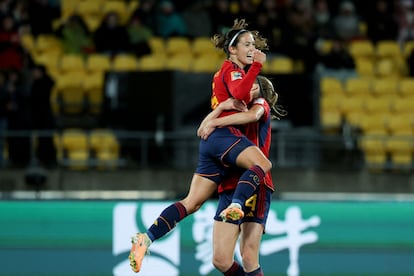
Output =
[
  {"x1": 195, "y1": 127, "x2": 255, "y2": 184},
  {"x1": 214, "y1": 184, "x2": 272, "y2": 229}
]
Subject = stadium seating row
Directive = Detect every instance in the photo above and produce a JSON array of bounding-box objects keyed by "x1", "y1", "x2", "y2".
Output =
[{"x1": 54, "y1": 128, "x2": 120, "y2": 170}]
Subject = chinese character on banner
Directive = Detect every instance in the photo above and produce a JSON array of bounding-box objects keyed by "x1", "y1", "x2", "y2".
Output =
[{"x1": 261, "y1": 206, "x2": 321, "y2": 276}]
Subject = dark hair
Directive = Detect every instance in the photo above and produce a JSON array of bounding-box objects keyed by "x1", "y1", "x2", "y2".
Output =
[{"x1": 211, "y1": 18, "x2": 268, "y2": 57}]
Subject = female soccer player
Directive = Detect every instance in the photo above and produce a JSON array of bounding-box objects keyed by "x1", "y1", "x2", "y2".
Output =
[
  {"x1": 199, "y1": 75, "x2": 285, "y2": 276},
  {"x1": 129, "y1": 19, "x2": 272, "y2": 273}
]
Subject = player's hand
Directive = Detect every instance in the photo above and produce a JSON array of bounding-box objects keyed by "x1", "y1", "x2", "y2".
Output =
[
  {"x1": 252, "y1": 49, "x2": 266, "y2": 64},
  {"x1": 197, "y1": 120, "x2": 216, "y2": 140}
]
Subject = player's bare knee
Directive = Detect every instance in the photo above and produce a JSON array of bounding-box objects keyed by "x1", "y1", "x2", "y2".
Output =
[
  {"x1": 212, "y1": 254, "x2": 232, "y2": 272},
  {"x1": 241, "y1": 252, "x2": 258, "y2": 272}
]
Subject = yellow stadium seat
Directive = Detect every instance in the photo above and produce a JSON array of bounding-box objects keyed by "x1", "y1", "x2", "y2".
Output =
[
  {"x1": 148, "y1": 37, "x2": 165, "y2": 55},
  {"x1": 166, "y1": 54, "x2": 192, "y2": 72},
  {"x1": 52, "y1": 72, "x2": 86, "y2": 114},
  {"x1": 112, "y1": 54, "x2": 138, "y2": 71},
  {"x1": 267, "y1": 57, "x2": 294, "y2": 74},
  {"x1": 89, "y1": 129, "x2": 120, "y2": 169},
  {"x1": 371, "y1": 78, "x2": 398, "y2": 97},
  {"x1": 390, "y1": 97, "x2": 414, "y2": 114},
  {"x1": 61, "y1": 129, "x2": 90, "y2": 170},
  {"x1": 339, "y1": 95, "x2": 367, "y2": 119},
  {"x1": 76, "y1": 1, "x2": 102, "y2": 18},
  {"x1": 60, "y1": 0, "x2": 83, "y2": 20},
  {"x1": 165, "y1": 37, "x2": 192, "y2": 57},
  {"x1": 354, "y1": 58, "x2": 375, "y2": 77},
  {"x1": 83, "y1": 72, "x2": 105, "y2": 114},
  {"x1": 403, "y1": 40, "x2": 414, "y2": 58},
  {"x1": 35, "y1": 34, "x2": 63, "y2": 56},
  {"x1": 59, "y1": 54, "x2": 86, "y2": 74},
  {"x1": 320, "y1": 77, "x2": 344, "y2": 96},
  {"x1": 192, "y1": 55, "x2": 221, "y2": 73},
  {"x1": 344, "y1": 77, "x2": 372, "y2": 96},
  {"x1": 358, "y1": 135, "x2": 387, "y2": 170},
  {"x1": 86, "y1": 54, "x2": 111, "y2": 74},
  {"x1": 387, "y1": 114, "x2": 413, "y2": 135},
  {"x1": 376, "y1": 40, "x2": 402, "y2": 59},
  {"x1": 385, "y1": 135, "x2": 414, "y2": 168},
  {"x1": 349, "y1": 40, "x2": 375, "y2": 60},
  {"x1": 139, "y1": 55, "x2": 166, "y2": 71},
  {"x1": 375, "y1": 58, "x2": 400, "y2": 78},
  {"x1": 364, "y1": 96, "x2": 391, "y2": 114},
  {"x1": 102, "y1": 1, "x2": 129, "y2": 23},
  {"x1": 345, "y1": 111, "x2": 365, "y2": 129},
  {"x1": 358, "y1": 113, "x2": 388, "y2": 135},
  {"x1": 320, "y1": 96, "x2": 343, "y2": 132},
  {"x1": 83, "y1": 16, "x2": 101, "y2": 32},
  {"x1": 398, "y1": 78, "x2": 414, "y2": 98},
  {"x1": 192, "y1": 37, "x2": 217, "y2": 57}
]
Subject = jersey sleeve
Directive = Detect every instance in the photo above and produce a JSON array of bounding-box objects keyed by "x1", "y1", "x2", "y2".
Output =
[{"x1": 223, "y1": 62, "x2": 262, "y2": 104}]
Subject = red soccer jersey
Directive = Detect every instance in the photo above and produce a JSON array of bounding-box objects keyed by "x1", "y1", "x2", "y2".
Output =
[
  {"x1": 210, "y1": 60, "x2": 262, "y2": 118},
  {"x1": 218, "y1": 98, "x2": 274, "y2": 193}
]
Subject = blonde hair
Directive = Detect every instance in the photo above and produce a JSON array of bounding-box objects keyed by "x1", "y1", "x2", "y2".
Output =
[
  {"x1": 211, "y1": 18, "x2": 268, "y2": 57},
  {"x1": 256, "y1": 75, "x2": 287, "y2": 120}
]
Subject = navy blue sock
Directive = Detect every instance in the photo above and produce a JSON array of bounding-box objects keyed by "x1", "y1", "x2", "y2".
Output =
[
  {"x1": 223, "y1": 261, "x2": 244, "y2": 276},
  {"x1": 231, "y1": 165, "x2": 265, "y2": 207},
  {"x1": 147, "y1": 202, "x2": 188, "y2": 242},
  {"x1": 245, "y1": 266, "x2": 263, "y2": 276}
]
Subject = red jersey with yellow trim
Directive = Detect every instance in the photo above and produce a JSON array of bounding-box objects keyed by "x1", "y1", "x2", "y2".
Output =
[{"x1": 211, "y1": 60, "x2": 262, "y2": 117}]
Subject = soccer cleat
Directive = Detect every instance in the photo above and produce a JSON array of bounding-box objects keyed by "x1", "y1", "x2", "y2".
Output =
[
  {"x1": 220, "y1": 203, "x2": 244, "y2": 221},
  {"x1": 129, "y1": 233, "x2": 151, "y2": 273}
]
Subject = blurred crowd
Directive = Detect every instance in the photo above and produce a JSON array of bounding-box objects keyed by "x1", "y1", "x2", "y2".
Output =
[
  {"x1": 1, "y1": 0, "x2": 414, "y2": 168},
  {"x1": 1, "y1": 0, "x2": 414, "y2": 72}
]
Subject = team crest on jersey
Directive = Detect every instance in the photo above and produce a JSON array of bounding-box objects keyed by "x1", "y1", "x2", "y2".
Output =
[{"x1": 231, "y1": 71, "x2": 242, "y2": 81}]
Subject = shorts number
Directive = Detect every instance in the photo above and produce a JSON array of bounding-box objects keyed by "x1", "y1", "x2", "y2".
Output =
[{"x1": 245, "y1": 194, "x2": 257, "y2": 211}]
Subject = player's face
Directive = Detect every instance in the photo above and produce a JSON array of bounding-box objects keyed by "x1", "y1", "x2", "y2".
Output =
[{"x1": 233, "y1": 32, "x2": 256, "y2": 67}]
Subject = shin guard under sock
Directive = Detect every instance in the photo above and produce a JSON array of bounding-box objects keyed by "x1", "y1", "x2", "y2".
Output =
[
  {"x1": 147, "y1": 202, "x2": 188, "y2": 242},
  {"x1": 231, "y1": 165, "x2": 265, "y2": 207}
]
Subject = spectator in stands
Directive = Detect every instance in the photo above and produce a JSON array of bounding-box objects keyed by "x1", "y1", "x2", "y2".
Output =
[
  {"x1": 318, "y1": 38, "x2": 355, "y2": 69},
  {"x1": 29, "y1": 65, "x2": 56, "y2": 167},
  {"x1": 154, "y1": 0, "x2": 187, "y2": 38},
  {"x1": 255, "y1": 0, "x2": 282, "y2": 53},
  {"x1": 181, "y1": 1, "x2": 212, "y2": 38},
  {"x1": 126, "y1": 14, "x2": 152, "y2": 57},
  {"x1": 93, "y1": 11, "x2": 130, "y2": 57},
  {"x1": 366, "y1": 0, "x2": 399, "y2": 44},
  {"x1": 313, "y1": 0, "x2": 333, "y2": 39},
  {"x1": 278, "y1": 0, "x2": 319, "y2": 72},
  {"x1": 56, "y1": 15, "x2": 94, "y2": 57},
  {"x1": 208, "y1": 0, "x2": 234, "y2": 34},
  {"x1": 331, "y1": 1, "x2": 362, "y2": 42},
  {"x1": 131, "y1": 0, "x2": 157, "y2": 31},
  {"x1": 237, "y1": 0, "x2": 257, "y2": 26},
  {"x1": 0, "y1": 13, "x2": 24, "y2": 71},
  {"x1": 4, "y1": 69, "x2": 31, "y2": 167},
  {"x1": 397, "y1": 0, "x2": 414, "y2": 47},
  {"x1": 27, "y1": 0, "x2": 58, "y2": 37},
  {"x1": 11, "y1": 0, "x2": 29, "y2": 26}
]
